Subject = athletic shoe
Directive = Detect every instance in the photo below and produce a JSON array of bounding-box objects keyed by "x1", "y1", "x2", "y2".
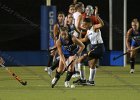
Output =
[
  {"x1": 86, "y1": 80, "x2": 95, "y2": 86},
  {"x1": 51, "y1": 77, "x2": 59, "y2": 88},
  {"x1": 64, "y1": 81, "x2": 70, "y2": 88},
  {"x1": 73, "y1": 78, "x2": 86, "y2": 85},
  {"x1": 72, "y1": 73, "x2": 80, "y2": 78},
  {"x1": 47, "y1": 67, "x2": 53, "y2": 77},
  {"x1": 130, "y1": 69, "x2": 135, "y2": 74},
  {"x1": 44, "y1": 67, "x2": 48, "y2": 72},
  {"x1": 72, "y1": 71, "x2": 80, "y2": 78}
]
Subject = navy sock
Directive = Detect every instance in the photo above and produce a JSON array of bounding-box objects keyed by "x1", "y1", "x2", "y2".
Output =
[
  {"x1": 50, "y1": 59, "x2": 59, "y2": 71},
  {"x1": 65, "y1": 71, "x2": 73, "y2": 82},
  {"x1": 47, "y1": 55, "x2": 53, "y2": 67},
  {"x1": 130, "y1": 58, "x2": 135, "y2": 69},
  {"x1": 55, "y1": 70, "x2": 61, "y2": 79}
]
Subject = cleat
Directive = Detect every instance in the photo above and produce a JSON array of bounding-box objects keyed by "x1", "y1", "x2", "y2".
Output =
[
  {"x1": 72, "y1": 71, "x2": 80, "y2": 78},
  {"x1": 86, "y1": 80, "x2": 95, "y2": 86},
  {"x1": 130, "y1": 69, "x2": 135, "y2": 74},
  {"x1": 44, "y1": 67, "x2": 48, "y2": 72},
  {"x1": 51, "y1": 77, "x2": 59, "y2": 88},
  {"x1": 64, "y1": 81, "x2": 70, "y2": 88},
  {"x1": 73, "y1": 78, "x2": 86, "y2": 85},
  {"x1": 72, "y1": 73, "x2": 80, "y2": 78}
]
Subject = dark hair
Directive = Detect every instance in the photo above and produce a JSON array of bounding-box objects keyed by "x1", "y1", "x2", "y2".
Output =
[
  {"x1": 60, "y1": 27, "x2": 68, "y2": 32},
  {"x1": 83, "y1": 18, "x2": 92, "y2": 23},
  {"x1": 57, "y1": 11, "x2": 65, "y2": 16}
]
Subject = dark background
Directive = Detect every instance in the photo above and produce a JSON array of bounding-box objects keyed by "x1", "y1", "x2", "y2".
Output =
[{"x1": 0, "y1": 0, "x2": 139, "y2": 51}]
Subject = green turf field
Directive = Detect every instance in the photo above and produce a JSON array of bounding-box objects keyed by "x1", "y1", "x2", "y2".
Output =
[{"x1": 0, "y1": 65, "x2": 140, "y2": 100}]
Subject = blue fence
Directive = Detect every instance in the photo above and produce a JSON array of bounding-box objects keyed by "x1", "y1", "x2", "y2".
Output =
[
  {"x1": 0, "y1": 5, "x2": 124, "y2": 67},
  {"x1": 100, "y1": 51, "x2": 124, "y2": 66},
  {"x1": 0, "y1": 51, "x2": 48, "y2": 66},
  {"x1": 0, "y1": 50, "x2": 124, "y2": 66}
]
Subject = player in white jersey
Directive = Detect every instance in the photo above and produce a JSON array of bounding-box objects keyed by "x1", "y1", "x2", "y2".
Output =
[
  {"x1": 73, "y1": 2, "x2": 84, "y2": 38},
  {"x1": 70, "y1": 2, "x2": 85, "y2": 78},
  {"x1": 73, "y1": 15, "x2": 105, "y2": 86}
]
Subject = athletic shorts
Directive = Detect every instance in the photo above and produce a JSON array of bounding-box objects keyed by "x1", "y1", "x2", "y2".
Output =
[
  {"x1": 88, "y1": 43, "x2": 105, "y2": 59},
  {"x1": 62, "y1": 46, "x2": 78, "y2": 58}
]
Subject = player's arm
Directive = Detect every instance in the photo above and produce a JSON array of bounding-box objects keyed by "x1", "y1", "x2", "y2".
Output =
[
  {"x1": 78, "y1": 15, "x2": 87, "y2": 31},
  {"x1": 126, "y1": 28, "x2": 132, "y2": 51},
  {"x1": 93, "y1": 6, "x2": 104, "y2": 29},
  {"x1": 72, "y1": 36, "x2": 85, "y2": 55},
  {"x1": 53, "y1": 24, "x2": 59, "y2": 45},
  {"x1": 56, "y1": 39, "x2": 66, "y2": 66},
  {"x1": 75, "y1": 15, "x2": 83, "y2": 33},
  {"x1": 93, "y1": 6, "x2": 99, "y2": 24},
  {"x1": 93, "y1": 15, "x2": 104, "y2": 29},
  {"x1": 79, "y1": 34, "x2": 89, "y2": 43}
]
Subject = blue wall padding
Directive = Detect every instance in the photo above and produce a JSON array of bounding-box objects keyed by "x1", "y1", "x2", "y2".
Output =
[
  {"x1": 0, "y1": 51, "x2": 48, "y2": 66},
  {"x1": 100, "y1": 51, "x2": 124, "y2": 66}
]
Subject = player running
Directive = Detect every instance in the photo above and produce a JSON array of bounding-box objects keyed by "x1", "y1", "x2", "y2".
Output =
[
  {"x1": 73, "y1": 14, "x2": 105, "y2": 86},
  {"x1": 51, "y1": 27, "x2": 85, "y2": 88},
  {"x1": 126, "y1": 18, "x2": 140, "y2": 73}
]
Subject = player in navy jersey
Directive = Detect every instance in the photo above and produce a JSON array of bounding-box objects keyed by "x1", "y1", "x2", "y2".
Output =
[
  {"x1": 126, "y1": 18, "x2": 140, "y2": 73},
  {"x1": 51, "y1": 27, "x2": 85, "y2": 88}
]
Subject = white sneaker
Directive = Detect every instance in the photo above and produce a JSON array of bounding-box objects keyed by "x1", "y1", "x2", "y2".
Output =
[
  {"x1": 130, "y1": 69, "x2": 135, "y2": 73},
  {"x1": 72, "y1": 73, "x2": 80, "y2": 78},
  {"x1": 44, "y1": 67, "x2": 48, "y2": 72},
  {"x1": 64, "y1": 81, "x2": 70, "y2": 88},
  {"x1": 51, "y1": 78, "x2": 57, "y2": 84},
  {"x1": 47, "y1": 67, "x2": 53, "y2": 77},
  {"x1": 51, "y1": 77, "x2": 58, "y2": 88}
]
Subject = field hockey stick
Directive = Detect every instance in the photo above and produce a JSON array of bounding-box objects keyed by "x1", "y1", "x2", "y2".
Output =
[
  {"x1": 62, "y1": 45, "x2": 98, "y2": 73},
  {"x1": 0, "y1": 64, "x2": 27, "y2": 86},
  {"x1": 86, "y1": 45, "x2": 98, "y2": 56},
  {"x1": 61, "y1": 58, "x2": 76, "y2": 75},
  {"x1": 113, "y1": 46, "x2": 140, "y2": 61}
]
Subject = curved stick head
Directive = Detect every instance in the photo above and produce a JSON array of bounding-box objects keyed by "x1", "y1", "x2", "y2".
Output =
[{"x1": 21, "y1": 81, "x2": 27, "y2": 86}]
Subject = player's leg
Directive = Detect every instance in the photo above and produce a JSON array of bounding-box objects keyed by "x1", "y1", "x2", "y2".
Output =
[
  {"x1": 87, "y1": 58, "x2": 98, "y2": 86},
  {"x1": 47, "y1": 55, "x2": 60, "y2": 77},
  {"x1": 73, "y1": 54, "x2": 87, "y2": 85},
  {"x1": 51, "y1": 58, "x2": 64, "y2": 88},
  {"x1": 64, "y1": 56, "x2": 75, "y2": 87},
  {"x1": 86, "y1": 44, "x2": 105, "y2": 85},
  {"x1": 72, "y1": 62, "x2": 80, "y2": 78},
  {"x1": 44, "y1": 53, "x2": 53, "y2": 72},
  {"x1": 129, "y1": 47, "x2": 137, "y2": 73},
  {"x1": 129, "y1": 39, "x2": 139, "y2": 73}
]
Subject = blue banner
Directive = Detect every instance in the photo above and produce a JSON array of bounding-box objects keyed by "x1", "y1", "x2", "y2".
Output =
[{"x1": 40, "y1": 5, "x2": 56, "y2": 50}]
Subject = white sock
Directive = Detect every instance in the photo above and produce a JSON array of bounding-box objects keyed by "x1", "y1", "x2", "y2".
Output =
[
  {"x1": 78, "y1": 63, "x2": 85, "y2": 80},
  {"x1": 89, "y1": 68, "x2": 96, "y2": 81},
  {"x1": 74, "y1": 63, "x2": 79, "y2": 72}
]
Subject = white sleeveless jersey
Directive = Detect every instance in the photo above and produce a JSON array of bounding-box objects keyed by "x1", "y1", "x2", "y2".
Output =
[
  {"x1": 73, "y1": 12, "x2": 81, "y2": 37},
  {"x1": 87, "y1": 27, "x2": 103, "y2": 45},
  {"x1": 73, "y1": 12, "x2": 81, "y2": 27}
]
